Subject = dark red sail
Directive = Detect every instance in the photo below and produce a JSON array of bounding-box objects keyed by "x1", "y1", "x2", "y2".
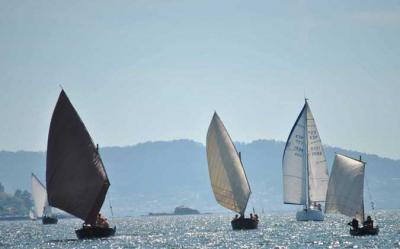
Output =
[{"x1": 46, "y1": 90, "x2": 110, "y2": 225}]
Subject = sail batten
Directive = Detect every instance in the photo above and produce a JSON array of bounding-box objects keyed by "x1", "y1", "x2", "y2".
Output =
[
  {"x1": 206, "y1": 113, "x2": 251, "y2": 214},
  {"x1": 46, "y1": 90, "x2": 110, "y2": 225},
  {"x1": 325, "y1": 154, "x2": 365, "y2": 222}
]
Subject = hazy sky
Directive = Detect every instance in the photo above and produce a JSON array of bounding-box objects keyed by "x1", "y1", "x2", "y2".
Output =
[{"x1": 0, "y1": 1, "x2": 399, "y2": 159}]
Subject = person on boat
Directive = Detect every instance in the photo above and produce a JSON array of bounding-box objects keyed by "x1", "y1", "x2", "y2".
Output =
[
  {"x1": 96, "y1": 213, "x2": 109, "y2": 228},
  {"x1": 254, "y1": 214, "x2": 259, "y2": 222},
  {"x1": 317, "y1": 203, "x2": 322, "y2": 211},
  {"x1": 250, "y1": 213, "x2": 254, "y2": 220},
  {"x1": 233, "y1": 214, "x2": 239, "y2": 221},
  {"x1": 363, "y1": 216, "x2": 373, "y2": 229},
  {"x1": 348, "y1": 218, "x2": 359, "y2": 230}
]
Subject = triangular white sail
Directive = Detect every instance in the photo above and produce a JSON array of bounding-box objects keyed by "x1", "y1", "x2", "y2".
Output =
[
  {"x1": 282, "y1": 100, "x2": 329, "y2": 206},
  {"x1": 29, "y1": 210, "x2": 36, "y2": 220},
  {"x1": 306, "y1": 104, "x2": 329, "y2": 202},
  {"x1": 325, "y1": 154, "x2": 365, "y2": 222},
  {"x1": 282, "y1": 104, "x2": 307, "y2": 205},
  {"x1": 31, "y1": 173, "x2": 49, "y2": 218},
  {"x1": 206, "y1": 112, "x2": 251, "y2": 214}
]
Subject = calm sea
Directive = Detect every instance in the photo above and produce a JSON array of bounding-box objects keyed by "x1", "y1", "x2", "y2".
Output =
[{"x1": 1, "y1": 210, "x2": 399, "y2": 249}]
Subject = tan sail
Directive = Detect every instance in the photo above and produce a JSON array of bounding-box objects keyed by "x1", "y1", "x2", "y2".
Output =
[
  {"x1": 46, "y1": 90, "x2": 110, "y2": 225},
  {"x1": 206, "y1": 112, "x2": 251, "y2": 214},
  {"x1": 325, "y1": 154, "x2": 365, "y2": 222}
]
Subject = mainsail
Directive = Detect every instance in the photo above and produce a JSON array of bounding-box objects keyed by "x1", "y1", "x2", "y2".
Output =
[
  {"x1": 31, "y1": 173, "x2": 49, "y2": 218},
  {"x1": 282, "y1": 104, "x2": 307, "y2": 205},
  {"x1": 282, "y1": 100, "x2": 329, "y2": 205},
  {"x1": 206, "y1": 112, "x2": 251, "y2": 214},
  {"x1": 325, "y1": 154, "x2": 365, "y2": 222},
  {"x1": 46, "y1": 90, "x2": 110, "y2": 225}
]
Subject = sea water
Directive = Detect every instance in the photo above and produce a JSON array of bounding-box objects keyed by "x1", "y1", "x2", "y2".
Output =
[{"x1": 1, "y1": 210, "x2": 399, "y2": 249}]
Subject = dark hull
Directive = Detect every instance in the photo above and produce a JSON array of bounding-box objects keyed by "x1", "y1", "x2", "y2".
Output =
[
  {"x1": 75, "y1": 226, "x2": 116, "y2": 239},
  {"x1": 231, "y1": 218, "x2": 258, "y2": 230},
  {"x1": 350, "y1": 226, "x2": 379, "y2": 236},
  {"x1": 42, "y1": 216, "x2": 58, "y2": 224}
]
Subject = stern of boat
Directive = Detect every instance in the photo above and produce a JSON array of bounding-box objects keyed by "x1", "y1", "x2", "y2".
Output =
[{"x1": 296, "y1": 209, "x2": 324, "y2": 221}]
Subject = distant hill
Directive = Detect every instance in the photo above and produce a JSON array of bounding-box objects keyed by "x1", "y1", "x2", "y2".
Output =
[{"x1": 0, "y1": 139, "x2": 399, "y2": 216}]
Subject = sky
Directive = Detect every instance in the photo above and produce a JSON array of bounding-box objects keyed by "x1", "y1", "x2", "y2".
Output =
[{"x1": 0, "y1": 1, "x2": 399, "y2": 159}]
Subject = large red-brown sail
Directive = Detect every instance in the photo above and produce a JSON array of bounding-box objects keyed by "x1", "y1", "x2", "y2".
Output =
[{"x1": 46, "y1": 90, "x2": 110, "y2": 225}]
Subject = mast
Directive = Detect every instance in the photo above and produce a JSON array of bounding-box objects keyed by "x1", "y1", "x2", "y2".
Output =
[
  {"x1": 304, "y1": 99, "x2": 310, "y2": 209},
  {"x1": 359, "y1": 155, "x2": 365, "y2": 222}
]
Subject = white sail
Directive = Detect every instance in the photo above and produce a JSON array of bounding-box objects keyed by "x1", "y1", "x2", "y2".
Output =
[
  {"x1": 29, "y1": 210, "x2": 36, "y2": 220},
  {"x1": 282, "y1": 104, "x2": 307, "y2": 205},
  {"x1": 282, "y1": 100, "x2": 329, "y2": 206},
  {"x1": 206, "y1": 112, "x2": 251, "y2": 214},
  {"x1": 325, "y1": 154, "x2": 365, "y2": 222},
  {"x1": 306, "y1": 104, "x2": 329, "y2": 202},
  {"x1": 31, "y1": 173, "x2": 48, "y2": 218}
]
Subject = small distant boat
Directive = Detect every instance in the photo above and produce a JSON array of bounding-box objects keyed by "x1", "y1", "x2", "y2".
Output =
[
  {"x1": 31, "y1": 173, "x2": 58, "y2": 224},
  {"x1": 206, "y1": 112, "x2": 258, "y2": 230},
  {"x1": 46, "y1": 90, "x2": 116, "y2": 239},
  {"x1": 325, "y1": 154, "x2": 379, "y2": 236},
  {"x1": 282, "y1": 99, "x2": 329, "y2": 221}
]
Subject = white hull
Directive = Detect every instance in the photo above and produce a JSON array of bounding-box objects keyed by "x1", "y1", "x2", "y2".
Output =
[{"x1": 296, "y1": 209, "x2": 324, "y2": 221}]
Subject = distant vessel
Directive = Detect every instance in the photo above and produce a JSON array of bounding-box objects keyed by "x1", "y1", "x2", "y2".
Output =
[
  {"x1": 206, "y1": 112, "x2": 258, "y2": 230},
  {"x1": 46, "y1": 90, "x2": 116, "y2": 239},
  {"x1": 325, "y1": 154, "x2": 379, "y2": 236},
  {"x1": 31, "y1": 173, "x2": 58, "y2": 224},
  {"x1": 282, "y1": 99, "x2": 329, "y2": 221}
]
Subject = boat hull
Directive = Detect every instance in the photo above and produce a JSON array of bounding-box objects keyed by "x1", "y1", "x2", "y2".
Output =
[
  {"x1": 350, "y1": 226, "x2": 379, "y2": 236},
  {"x1": 231, "y1": 218, "x2": 258, "y2": 230},
  {"x1": 75, "y1": 226, "x2": 116, "y2": 239},
  {"x1": 42, "y1": 216, "x2": 58, "y2": 224},
  {"x1": 296, "y1": 209, "x2": 324, "y2": 221}
]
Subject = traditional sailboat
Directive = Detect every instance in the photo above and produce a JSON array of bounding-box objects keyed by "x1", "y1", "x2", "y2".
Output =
[
  {"x1": 46, "y1": 90, "x2": 116, "y2": 239},
  {"x1": 206, "y1": 112, "x2": 258, "y2": 230},
  {"x1": 325, "y1": 154, "x2": 379, "y2": 236},
  {"x1": 282, "y1": 99, "x2": 329, "y2": 221},
  {"x1": 31, "y1": 173, "x2": 58, "y2": 224}
]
